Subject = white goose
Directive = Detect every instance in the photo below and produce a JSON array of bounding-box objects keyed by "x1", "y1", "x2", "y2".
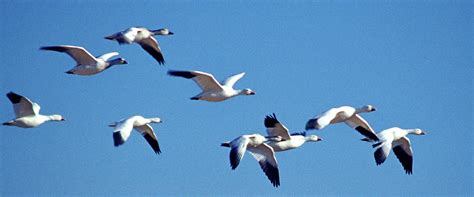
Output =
[
  {"x1": 264, "y1": 113, "x2": 322, "y2": 152},
  {"x1": 109, "y1": 116, "x2": 162, "y2": 154},
  {"x1": 220, "y1": 114, "x2": 322, "y2": 187},
  {"x1": 363, "y1": 127, "x2": 426, "y2": 174},
  {"x1": 3, "y1": 92, "x2": 64, "y2": 128},
  {"x1": 167, "y1": 70, "x2": 255, "y2": 102},
  {"x1": 305, "y1": 105, "x2": 379, "y2": 141},
  {"x1": 105, "y1": 27, "x2": 173, "y2": 65},
  {"x1": 40, "y1": 45, "x2": 128, "y2": 76},
  {"x1": 221, "y1": 134, "x2": 280, "y2": 187}
]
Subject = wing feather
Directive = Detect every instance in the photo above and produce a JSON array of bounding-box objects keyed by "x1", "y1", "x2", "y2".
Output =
[
  {"x1": 6, "y1": 92, "x2": 37, "y2": 118},
  {"x1": 229, "y1": 136, "x2": 250, "y2": 170},
  {"x1": 97, "y1": 52, "x2": 119, "y2": 61},
  {"x1": 264, "y1": 113, "x2": 291, "y2": 140},
  {"x1": 40, "y1": 45, "x2": 97, "y2": 65},
  {"x1": 136, "y1": 124, "x2": 161, "y2": 154},
  {"x1": 168, "y1": 70, "x2": 223, "y2": 91},
  {"x1": 305, "y1": 109, "x2": 338, "y2": 130},
  {"x1": 112, "y1": 118, "x2": 135, "y2": 147},
  {"x1": 222, "y1": 72, "x2": 245, "y2": 88},
  {"x1": 248, "y1": 143, "x2": 280, "y2": 187},
  {"x1": 344, "y1": 114, "x2": 379, "y2": 141},
  {"x1": 392, "y1": 137, "x2": 413, "y2": 174},
  {"x1": 374, "y1": 142, "x2": 391, "y2": 165},
  {"x1": 138, "y1": 37, "x2": 165, "y2": 65}
]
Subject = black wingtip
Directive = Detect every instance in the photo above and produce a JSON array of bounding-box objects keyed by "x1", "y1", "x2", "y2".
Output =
[
  {"x1": 154, "y1": 149, "x2": 162, "y2": 155},
  {"x1": 355, "y1": 126, "x2": 380, "y2": 141},
  {"x1": 392, "y1": 146, "x2": 413, "y2": 175},
  {"x1": 229, "y1": 148, "x2": 241, "y2": 170},
  {"x1": 3, "y1": 122, "x2": 13, "y2": 126},
  {"x1": 264, "y1": 113, "x2": 278, "y2": 128},
  {"x1": 143, "y1": 133, "x2": 161, "y2": 155},
  {"x1": 113, "y1": 132, "x2": 125, "y2": 147},
  {"x1": 273, "y1": 176, "x2": 280, "y2": 188},
  {"x1": 6, "y1": 92, "x2": 23, "y2": 104},
  {"x1": 167, "y1": 70, "x2": 196, "y2": 79},
  {"x1": 305, "y1": 118, "x2": 317, "y2": 130},
  {"x1": 158, "y1": 59, "x2": 165, "y2": 65},
  {"x1": 40, "y1": 46, "x2": 68, "y2": 52},
  {"x1": 271, "y1": 176, "x2": 280, "y2": 187},
  {"x1": 221, "y1": 142, "x2": 230, "y2": 147},
  {"x1": 372, "y1": 142, "x2": 383, "y2": 148},
  {"x1": 140, "y1": 44, "x2": 165, "y2": 65},
  {"x1": 104, "y1": 35, "x2": 115, "y2": 40},
  {"x1": 260, "y1": 160, "x2": 280, "y2": 188},
  {"x1": 374, "y1": 147, "x2": 387, "y2": 165},
  {"x1": 190, "y1": 97, "x2": 199, "y2": 100}
]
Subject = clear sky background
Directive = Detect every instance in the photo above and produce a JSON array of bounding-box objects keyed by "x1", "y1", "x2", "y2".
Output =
[{"x1": 1, "y1": 1, "x2": 472, "y2": 196}]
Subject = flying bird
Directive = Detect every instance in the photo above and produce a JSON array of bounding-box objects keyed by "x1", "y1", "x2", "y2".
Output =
[
  {"x1": 109, "y1": 115, "x2": 163, "y2": 154},
  {"x1": 220, "y1": 114, "x2": 322, "y2": 187},
  {"x1": 105, "y1": 27, "x2": 173, "y2": 65},
  {"x1": 362, "y1": 127, "x2": 426, "y2": 174},
  {"x1": 167, "y1": 70, "x2": 255, "y2": 102},
  {"x1": 221, "y1": 134, "x2": 280, "y2": 187},
  {"x1": 40, "y1": 45, "x2": 128, "y2": 76},
  {"x1": 264, "y1": 113, "x2": 322, "y2": 152},
  {"x1": 3, "y1": 92, "x2": 65, "y2": 128},
  {"x1": 305, "y1": 105, "x2": 379, "y2": 141}
]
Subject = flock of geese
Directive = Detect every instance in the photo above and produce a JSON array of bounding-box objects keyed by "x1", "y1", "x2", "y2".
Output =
[
  {"x1": 3, "y1": 26, "x2": 426, "y2": 188},
  {"x1": 221, "y1": 107, "x2": 426, "y2": 187}
]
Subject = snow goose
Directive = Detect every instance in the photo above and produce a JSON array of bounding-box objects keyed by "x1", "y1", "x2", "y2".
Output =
[
  {"x1": 109, "y1": 116, "x2": 162, "y2": 154},
  {"x1": 3, "y1": 92, "x2": 65, "y2": 128},
  {"x1": 305, "y1": 105, "x2": 379, "y2": 141},
  {"x1": 40, "y1": 45, "x2": 128, "y2": 76},
  {"x1": 167, "y1": 70, "x2": 255, "y2": 102},
  {"x1": 221, "y1": 134, "x2": 280, "y2": 187},
  {"x1": 363, "y1": 127, "x2": 426, "y2": 174},
  {"x1": 105, "y1": 27, "x2": 173, "y2": 65},
  {"x1": 264, "y1": 113, "x2": 322, "y2": 152}
]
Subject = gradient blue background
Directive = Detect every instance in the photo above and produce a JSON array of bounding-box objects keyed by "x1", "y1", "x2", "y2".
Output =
[{"x1": 1, "y1": 1, "x2": 472, "y2": 196}]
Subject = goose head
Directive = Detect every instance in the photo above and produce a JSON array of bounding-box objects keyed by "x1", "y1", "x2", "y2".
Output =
[
  {"x1": 49, "y1": 114, "x2": 65, "y2": 121},
  {"x1": 152, "y1": 28, "x2": 174, "y2": 36},
  {"x1": 240, "y1": 88, "x2": 256, "y2": 96},
  {"x1": 412, "y1": 128, "x2": 426, "y2": 135},
  {"x1": 109, "y1": 58, "x2": 128, "y2": 65},
  {"x1": 361, "y1": 105, "x2": 377, "y2": 112},
  {"x1": 306, "y1": 135, "x2": 323, "y2": 142},
  {"x1": 149, "y1": 117, "x2": 162, "y2": 124}
]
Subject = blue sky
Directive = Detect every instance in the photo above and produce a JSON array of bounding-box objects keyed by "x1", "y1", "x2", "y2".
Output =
[{"x1": 1, "y1": 1, "x2": 472, "y2": 196}]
